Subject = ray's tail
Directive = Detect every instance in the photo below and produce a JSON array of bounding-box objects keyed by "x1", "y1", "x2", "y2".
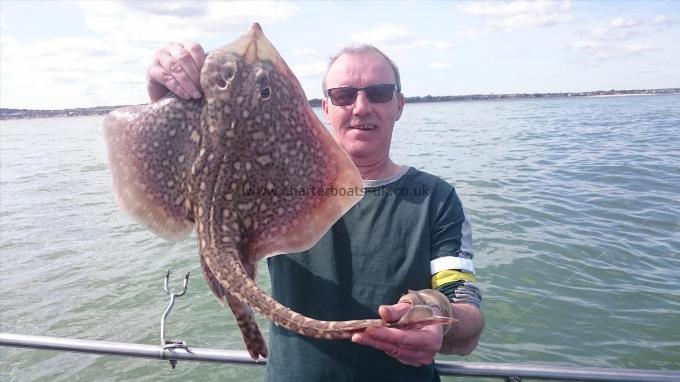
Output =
[
  {"x1": 210, "y1": 248, "x2": 454, "y2": 341},
  {"x1": 200, "y1": 255, "x2": 268, "y2": 359}
]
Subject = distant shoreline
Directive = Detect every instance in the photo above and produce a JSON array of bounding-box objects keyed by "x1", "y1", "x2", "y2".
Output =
[
  {"x1": 584, "y1": 93, "x2": 656, "y2": 98},
  {"x1": 1, "y1": 88, "x2": 678, "y2": 120}
]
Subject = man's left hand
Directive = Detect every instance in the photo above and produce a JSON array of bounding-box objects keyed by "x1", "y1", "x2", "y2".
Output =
[{"x1": 351, "y1": 303, "x2": 444, "y2": 367}]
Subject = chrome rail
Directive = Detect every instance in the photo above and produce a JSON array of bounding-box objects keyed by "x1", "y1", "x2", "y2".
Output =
[
  {"x1": 2, "y1": 332, "x2": 678, "y2": 381},
  {"x1": 4, "y1": 271, "x2": 677, "y2": 381}
]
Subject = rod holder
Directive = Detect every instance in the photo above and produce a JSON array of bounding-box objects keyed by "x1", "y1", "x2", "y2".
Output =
[{"x1": 160, "y1": 270, "x2": 190, "y2": 369}]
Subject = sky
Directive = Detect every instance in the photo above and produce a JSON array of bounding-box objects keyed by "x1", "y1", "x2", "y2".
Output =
[{"x1": 0, "y1": 0, "x2": 678, "y2": 110}]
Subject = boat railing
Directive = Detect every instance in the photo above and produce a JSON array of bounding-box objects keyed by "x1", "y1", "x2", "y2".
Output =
[
  {"x1": 2, "y1": 333, "x2": 678, "y2": 381},
  {"x1": 2, "y1": 271, "x2": 677, "y2": 381}
]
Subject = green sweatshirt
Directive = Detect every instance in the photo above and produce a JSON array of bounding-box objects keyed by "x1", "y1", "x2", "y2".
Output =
[{"x1": 266, "y1": 167, "x2": 473, "y2": 382}]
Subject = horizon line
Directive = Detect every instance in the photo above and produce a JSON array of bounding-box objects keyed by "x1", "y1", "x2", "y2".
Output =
[{"x1": 1, "y1": 87, "x2": 678, "y2": 113}]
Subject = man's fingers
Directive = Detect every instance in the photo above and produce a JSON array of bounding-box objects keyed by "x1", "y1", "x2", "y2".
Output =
[
  {"x1": 386, "y1": 344, "x2": 428, "y2": 364},
  {"x1": 352, "y1": 333, "x2": 433, "y2": 366},
  {"x1": 183, "y1": 41, "x2": 206, "y2": 71},
  {"x1": 353, "y1": 327, "x2": 439, "y2": 354},
  {"x1": 146, "y1": 41, "x2": 205, "y2": 102},
  {"x1": 146, "y1": 64, "x2": 170, "y2": 102},
  {"x1": 156, "y1": 50, "x2": 201, "y2": 99},
  {"x1": 166, "y1": 42, "x2": 203, "y2": 94},
  {"x1": 366, "y1": 326, "x2": 440, "y2": 351},
  {"x1": 147, "y1": 65, "x2": 190, "y2": 100},
  {"x1": 353, "y1": 302, "x2": 446, "y2": 367}
]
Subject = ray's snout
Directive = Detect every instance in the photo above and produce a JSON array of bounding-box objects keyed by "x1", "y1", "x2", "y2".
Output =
[{"x1": 248, "y1": 22, "x2": 264, "y2": 37}]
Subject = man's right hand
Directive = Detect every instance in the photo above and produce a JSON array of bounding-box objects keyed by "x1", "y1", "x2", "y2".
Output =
[{"x1": 146, "y1": 42, "x2": 206, "y2": 102}]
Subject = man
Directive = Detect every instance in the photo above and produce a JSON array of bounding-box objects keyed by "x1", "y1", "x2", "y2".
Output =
[{"x1": 147, "y1": 41, "x2": 484, "y2": 381}]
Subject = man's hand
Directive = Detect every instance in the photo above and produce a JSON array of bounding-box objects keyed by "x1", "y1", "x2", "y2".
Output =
[
  {"x1": 351, "y1": 303, "x2": 444, "y2": 367},
  {"x1": 147, "y1": 42, "x2": 206, "y2": 102}
]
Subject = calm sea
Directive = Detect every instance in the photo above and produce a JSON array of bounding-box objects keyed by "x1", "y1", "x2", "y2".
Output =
[{"x1": 1, "y1": 95, "x2": 679, "y2": 381}]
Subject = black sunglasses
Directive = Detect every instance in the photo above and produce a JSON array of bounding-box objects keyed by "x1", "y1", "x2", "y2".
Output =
[{"x1": 326, "y1": 84, "x2": 397, "y2": 106}]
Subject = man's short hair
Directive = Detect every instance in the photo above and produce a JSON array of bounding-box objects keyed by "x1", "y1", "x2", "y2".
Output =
[{"x1": 321, "y1": 45, "x2": 402, "y2": 96}]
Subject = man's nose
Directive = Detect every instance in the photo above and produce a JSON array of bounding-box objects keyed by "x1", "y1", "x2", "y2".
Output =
[{"x1": 352, "y1": 90, "x2": 371, "y2": 115}]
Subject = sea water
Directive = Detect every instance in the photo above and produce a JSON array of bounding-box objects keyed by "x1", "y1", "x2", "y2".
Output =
[{"x1": 1, "y1": 94, "x2": 678, "y2": 381}]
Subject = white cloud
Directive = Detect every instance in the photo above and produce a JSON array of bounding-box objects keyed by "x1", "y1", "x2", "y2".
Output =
[
  {"x1": 458, "y1": 28, "x2": 493, "y2": 41},
  {"x1": 291, "y1": 48, "x2": 320, "y2": 57},
  {"x1": 289, "y1": 52, "x2": 326, "y2": 98},
  {"x1": 651, "y1": 15, "x2": 672, "y2": 26},
  {"x1": 571, "y1": 15, "x2": 671, "y2": 62},
  {"x1": 77, "y1": 0, "x2": 298, "y2": 45},
  {"x1": 608, "y1": 16, "x2": 643, "y2": 29},
  {"x1": 457, "y1": 0, "x2": 573, "y2": 37},
  {"x1": 0, "y1": 34, "x2": 16, "y2": 46},
  {"x1": 289, "y1": 61, "x2": 327, "y2": 99},
  {"x1": 572, "y1": 40, "x2": 601, "y2": 50},
  {"x1": 608, "y1": 14, "x2": 674, "y2": 29},
  {"x1": 493, "y1": 11, "x2": 573, "y2": 29},
  {"x1": 0, "y1": 35, "x2": 149, "y2": 109},
  {"x1": 350, "y1": 24, "x2": 451, "y2": 51},
  {"x1": 0, "y1": 13, "x2": 14, "y2": 45},
  {"x1": 458, "y1": 0, "x2": 566, "y2": 17},
  {"x1": 290, "y1": 61, "x2": 327, "y2": 78},
  {"x1": 572, "y1": 39, "x2": 659, "y2": 60},
  {"x1": 120, "y1": 1, "x2": 210, "y2": 17},
  {"x1": 429, "y1": 61, "x2": 452, "y2": 70},
  {"x1": 0, "y1": 1, "x2": 300, "y2": 109}
]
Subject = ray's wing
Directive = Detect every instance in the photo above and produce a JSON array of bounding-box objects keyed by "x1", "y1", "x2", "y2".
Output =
[
  {"x1": 238, "y1": 108, "x2": 362, "y2": 263},
  {"x1": 103, "y1": 98, "x2": 201, "y2": 240}
]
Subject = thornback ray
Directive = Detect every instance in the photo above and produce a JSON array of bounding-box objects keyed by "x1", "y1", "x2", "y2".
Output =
[{"x1": 104, "y1": 23, "x2": 454, "y2": 360}]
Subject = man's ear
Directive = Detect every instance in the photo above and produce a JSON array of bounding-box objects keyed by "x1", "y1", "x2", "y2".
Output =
[{"x1": 395, "y1": 93, "x2": 405, "y2": 121}]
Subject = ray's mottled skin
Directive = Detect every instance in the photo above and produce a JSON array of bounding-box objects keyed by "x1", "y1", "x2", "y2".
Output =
[{"x1": 104, "y1": 23, "x2": 453, "y2": 360}]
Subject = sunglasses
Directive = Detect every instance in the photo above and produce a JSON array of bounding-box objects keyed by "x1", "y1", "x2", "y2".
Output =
[{"x1": 326, "y1": 84, "x2": 397, "y2": 106}]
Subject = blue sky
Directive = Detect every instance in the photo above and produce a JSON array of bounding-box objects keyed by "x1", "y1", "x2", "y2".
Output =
[{"x1": 1, "y1": 0, "x2": 678, "y2": 109}]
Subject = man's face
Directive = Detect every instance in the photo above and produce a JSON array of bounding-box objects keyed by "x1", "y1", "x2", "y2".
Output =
[{"x1": 322, "y1": 52, "x2": 405, "y2": 167}]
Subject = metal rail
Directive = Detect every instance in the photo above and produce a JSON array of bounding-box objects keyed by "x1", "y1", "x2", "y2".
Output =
[
  {"x1": 0, "y1": 332, "x2": 262, "y2": 366},
  {"x1": 4, "y1": 271, "x2": 678, "y2": 381},
  {"x1": 2, "y1": 332, "x2": 678, "y2": 381}
]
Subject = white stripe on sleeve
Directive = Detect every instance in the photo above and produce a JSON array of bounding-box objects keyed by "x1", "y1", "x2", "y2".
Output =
[{"x1": 430, "y1": 256, "x2": 476, "y2": 275}]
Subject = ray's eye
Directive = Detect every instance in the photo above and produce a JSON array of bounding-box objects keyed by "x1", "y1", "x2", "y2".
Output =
[
  {"x1": 224, "y1": 62, "x2": 237, "y2": 81},
  {"x1": 217, "y1": 61, "x2": 238, "y2": 88},
  {"x1": 255, "y1": 69, "x2": 271, "y2": 100}
]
